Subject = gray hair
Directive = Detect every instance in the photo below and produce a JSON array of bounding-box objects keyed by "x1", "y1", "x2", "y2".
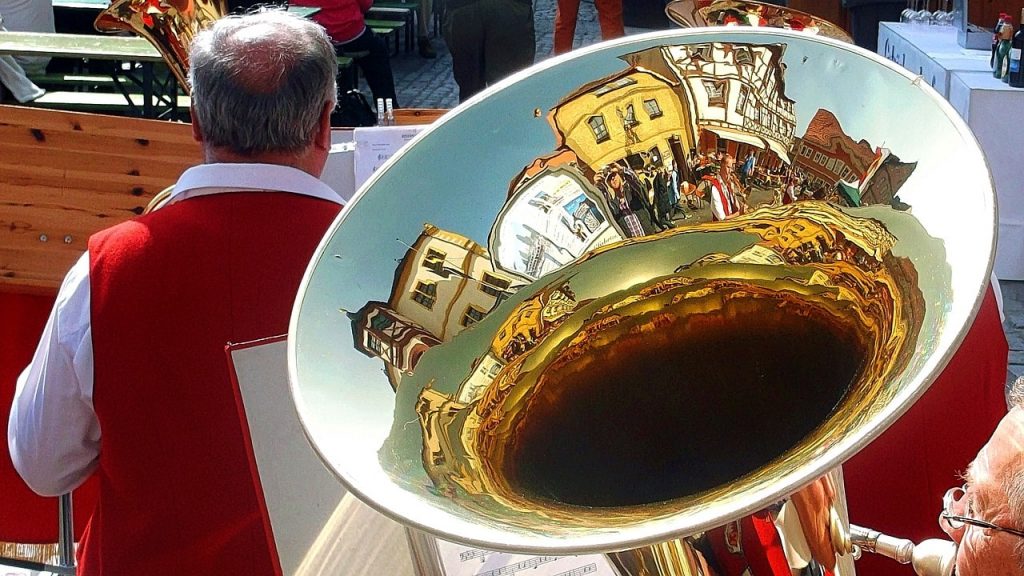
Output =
[
  {"x1": 188, "y1": 10, "x2": 338, "y2": 156},
  {"x1": 1003, "y1": 375, "x2": 1024, "y2": 567}
]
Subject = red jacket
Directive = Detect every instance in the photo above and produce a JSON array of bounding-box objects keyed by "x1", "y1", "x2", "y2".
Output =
[
  {"x1": 82, "y1": 191, "x2": 340, "y2": 575},
  {"x1": 292, "y1": 0, "x2": 372, "y2": 44}
]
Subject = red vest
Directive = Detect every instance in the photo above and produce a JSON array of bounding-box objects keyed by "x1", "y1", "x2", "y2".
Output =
[{"x1": 84, "y1": 191, "x2": 340, "y2": 575}]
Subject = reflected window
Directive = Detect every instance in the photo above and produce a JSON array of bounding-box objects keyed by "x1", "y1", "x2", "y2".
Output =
[
  {"x1": 643, "y1": 98, "x2": 663, "y2": 119},
  {"x1": 702, "y1": 79, "x2": 727, "y2": 106},
  {"x1": 736, "y1": 85, "x2": 749, "y2": 113},
  {"x1": 588, "y1": 115, "x2": 610, "y2": 143},
  {"x1": 624, "y1": 104, "x2": 638, "y2": 127},
  {"x1": 366, "y1": 333, "x2": 383, "y2": 355},
  {"x1": 370, "y1": 313, "x2": 393, "y2": 331},
  {"x1": 423, "y1": 248, "x2": 447, "y2": 274},
  {"x1": 412, "y1": 281, "x2": 437, "y2": 309},
  {"x1": 692, "y1": 44, "x2": 714, "y2": 62},
  {"x1": 735, "y1": 47, "x2": 753, "y2": 66},
  {"x1": 480, "y1": 272, "x2": 511, "y2": 298},
  {"x1": 594, "y1": 77, "x2": 637, "y2": 96},
  {"x1": 461, "y1": 305, "x2": 486, "y2": 327},
  {"x1": 826, "y1": 157, "x2": 837, "y2": 171}
]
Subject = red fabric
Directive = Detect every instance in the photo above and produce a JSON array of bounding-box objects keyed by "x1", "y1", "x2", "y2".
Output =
[
  {"x1": 552, "y1": 0, "x2": 623, "y2": 54},
  {"x1": 704, "y1": 512, "x2": 796, "y2": 575},
  {"x1": 844, "y1": 284, "x2": 1008, "y2": 576},
  {"x1": 82, "y1": 192, "x2": 340, "y2": 576},
  {"x1": 0, "y1": 291, "x2": 98, "y2": 543},
  {"x1": 291, "y1": 0, "x2": 372, "y2": 44}
]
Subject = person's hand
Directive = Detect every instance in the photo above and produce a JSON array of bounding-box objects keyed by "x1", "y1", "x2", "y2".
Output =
[{"x1": 789, "y1": 474, "x2": 838, "y2": 571}]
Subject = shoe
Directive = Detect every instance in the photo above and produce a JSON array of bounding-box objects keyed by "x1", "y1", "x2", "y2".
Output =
[{"x1": 418, "y1": 37, "x2": 437, "y2": 59}]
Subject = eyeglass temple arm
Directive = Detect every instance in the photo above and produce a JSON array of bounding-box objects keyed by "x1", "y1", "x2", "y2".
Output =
[{"x1": 848, "y1": 524, "x2": 956, "y2": 576}]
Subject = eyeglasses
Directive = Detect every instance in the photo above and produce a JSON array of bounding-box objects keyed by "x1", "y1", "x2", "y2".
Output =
[{"x1": 941, "y1": 485, "x2": 1024, "y2": 539}]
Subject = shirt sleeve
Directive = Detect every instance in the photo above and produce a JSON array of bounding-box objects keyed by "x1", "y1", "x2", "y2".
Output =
[{"x1": 8, "y1": 252, "x2": 99, "y2": 497}]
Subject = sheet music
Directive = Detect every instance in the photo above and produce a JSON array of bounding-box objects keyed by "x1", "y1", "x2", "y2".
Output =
[
  {"x1": 433, "y1": 539, "x2": 619, "y2": 576},
  {"x1": 353, "y1": 125, "x2": 426, "y2": 189}
]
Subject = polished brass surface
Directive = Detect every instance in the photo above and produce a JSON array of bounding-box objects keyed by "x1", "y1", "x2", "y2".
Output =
[
  {"x1": 289, "y1": 28, "x2": 996, "y2": 559},
  {"x1": 666, "y1": 0, "x2": 853, "y2": 43},
  {"x1": 93, "y1": 0, "x2": 225, "y2": 89},
  {"x1": 386, "y1": 202, "x2": 925, "y2": 532},
  {"x1": 847, "y1": 525, "x2": 956, "y2": 576}
]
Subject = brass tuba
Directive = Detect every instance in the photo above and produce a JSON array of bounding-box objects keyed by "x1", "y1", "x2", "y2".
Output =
[
  {"x1": 665, "y1": 0, "x2": 853, "y2": 43},
  {"x1": 93, "y1": 0, "x2": 226, "y2": 90},
  {"x1": 288, "y1": 28, "x2": 995, "y2": 575}
]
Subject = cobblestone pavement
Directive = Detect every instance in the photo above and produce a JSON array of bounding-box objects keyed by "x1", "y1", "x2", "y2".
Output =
[
  {"x1": 382, "y1": 0, "x2": 642, "y2": 108},
  {"x1": 1003, "y1": 281, "x2": 1024, "y2": 383},
  {"x1": 376, "y1": 3, "x2": 1024, "y2": 388}
]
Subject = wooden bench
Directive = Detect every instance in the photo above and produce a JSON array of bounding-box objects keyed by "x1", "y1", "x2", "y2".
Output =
[
  {"x1": 366, "y1": 6, "x2": 416, "y2": 52},
  {"x1": 365, "y1": 19, "x2": 408, "y2": 54},
  {"x1": 0, "y1": 31, "x2": 179, "y2": 118},
  {"x1": 29, "y1": 91, "x2": 192, "y2": 118}
]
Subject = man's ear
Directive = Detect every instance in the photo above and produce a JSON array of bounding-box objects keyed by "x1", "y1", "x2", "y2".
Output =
[
  {"x1": 190, "y1": 105, "x2": 203, "y2": 143},
  {"x1": 315, "y1": 101, "x2": 333, "y2": 151}
]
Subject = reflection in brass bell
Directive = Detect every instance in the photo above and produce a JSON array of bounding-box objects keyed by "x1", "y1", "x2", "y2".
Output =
[
  {"x1": 665, "y1": 0, "x2": 854, "y2": 43},
  {"x1": 288, "y1": 26, "x2": 996, "y2": 574}
]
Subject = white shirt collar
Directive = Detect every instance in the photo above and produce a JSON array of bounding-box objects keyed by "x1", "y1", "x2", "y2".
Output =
[{"x1": 169, "y1": 163, "x2": 344, "y2": 206}]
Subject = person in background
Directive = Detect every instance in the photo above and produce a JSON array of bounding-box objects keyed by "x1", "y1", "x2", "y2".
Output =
[
  {"x1": 841, "y1": 0, "x2": 905, "y2": 53},
  {"x1": 417, "y1": 0, "x2": 436, "y2": 58},
  {"x1": 0, "y1": 0, "x2": 53, "y2": 102},
  {"x1": 552, "y1": 0, "x2": 622, "y2": 55},
  {"x1": 443, "y1": 0, "x2": 534, "y2": 102},
  {"x1": 293, "y1": 0, "x2": 399, "y2": 107},
  {"x1": 8, "y1": 11, "x2": 344, "y2": 574},
  {"x1": 0, "y1": 0, "x2": 53, "y2": 75}
]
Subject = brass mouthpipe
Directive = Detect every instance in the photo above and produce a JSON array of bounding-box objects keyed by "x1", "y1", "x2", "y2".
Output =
[{"x1": 848, "y1": 524, "x2": 956, "y2": 576}]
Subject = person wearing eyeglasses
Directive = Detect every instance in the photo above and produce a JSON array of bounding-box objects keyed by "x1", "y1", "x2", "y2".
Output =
[{"x1": 938, "y1": 378, "x2": 1024, "y2": 576}]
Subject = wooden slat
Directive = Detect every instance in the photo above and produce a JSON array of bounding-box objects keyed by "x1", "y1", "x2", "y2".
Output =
[
  {"x1": 1, "y1": 142, "x2": 197, "y2": 180},
  {"x1": 0, "y1": 31, "x2": 162, "y2": 61},
  {"x1": 0, "y1": 106, "x2": 200, "y2": 291},
  {"x1": 0, "y1": 128, "x2": 199, "y2": 166},
  {"x1": 0, "y1": 105, "x2": 195, "y2": 141},
  {"x1": 393, "y1": 108, "x2": 448, "y2": 125}
]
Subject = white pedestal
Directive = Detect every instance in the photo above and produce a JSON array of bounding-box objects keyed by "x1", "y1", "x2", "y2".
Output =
[
  {"x1": 948, "y1": 71, "x2": 1024, "y2": 281},
  {"x1": 878, "y1": 22, "x2": 991, "y2": 97},
  {"x1": 878, "y1": 22, "x2": 1024, "y2": 280}
]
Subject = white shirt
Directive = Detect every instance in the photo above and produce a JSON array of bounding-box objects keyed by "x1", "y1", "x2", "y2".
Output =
[{"x1": 8, "y1": 163, "x2": 343, "y2": 497}]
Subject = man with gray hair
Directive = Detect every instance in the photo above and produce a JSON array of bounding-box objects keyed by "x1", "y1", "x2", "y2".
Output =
[
  {"x1": 938, "y1": 376, "x2": 1024, "y2": 576},
  {"x1": 8, "y1": 11, "x2": 343, "y2": 574}
]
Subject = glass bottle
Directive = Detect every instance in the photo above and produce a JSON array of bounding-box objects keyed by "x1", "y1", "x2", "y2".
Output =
[
  {"x1": 1009, "y1": 9, "x2": 1024, "y2": 88},
  {"x1": 995, "y1": 15, "x2": 1014, "y2": 79}
]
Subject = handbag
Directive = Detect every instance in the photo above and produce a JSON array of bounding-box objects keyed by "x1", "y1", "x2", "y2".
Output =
[{"x1": 330, "y1": 89, "x2": 377, "y2": 127}]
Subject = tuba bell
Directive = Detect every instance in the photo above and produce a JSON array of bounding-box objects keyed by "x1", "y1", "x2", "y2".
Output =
[
  {"x1": 288, "y1": 27, "x2": 995, "y2": 575},
  {"x1": 93, "y1": 0, "x2": 225, "y2": 90}
]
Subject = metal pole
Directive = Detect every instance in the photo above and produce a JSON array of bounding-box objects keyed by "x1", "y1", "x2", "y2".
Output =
[{"x1": 57, "y1": 493, "x2": 74, "y2": 569}]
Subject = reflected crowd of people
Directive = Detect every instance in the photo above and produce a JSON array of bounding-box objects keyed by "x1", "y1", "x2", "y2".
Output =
[{"x1": 586, "y1": 146, "x2": 853, "y2": 239}]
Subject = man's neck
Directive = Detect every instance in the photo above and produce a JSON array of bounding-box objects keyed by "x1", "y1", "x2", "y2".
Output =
[{"x1": 204, "y1": 147, "x2": 325, "y2": 178}]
